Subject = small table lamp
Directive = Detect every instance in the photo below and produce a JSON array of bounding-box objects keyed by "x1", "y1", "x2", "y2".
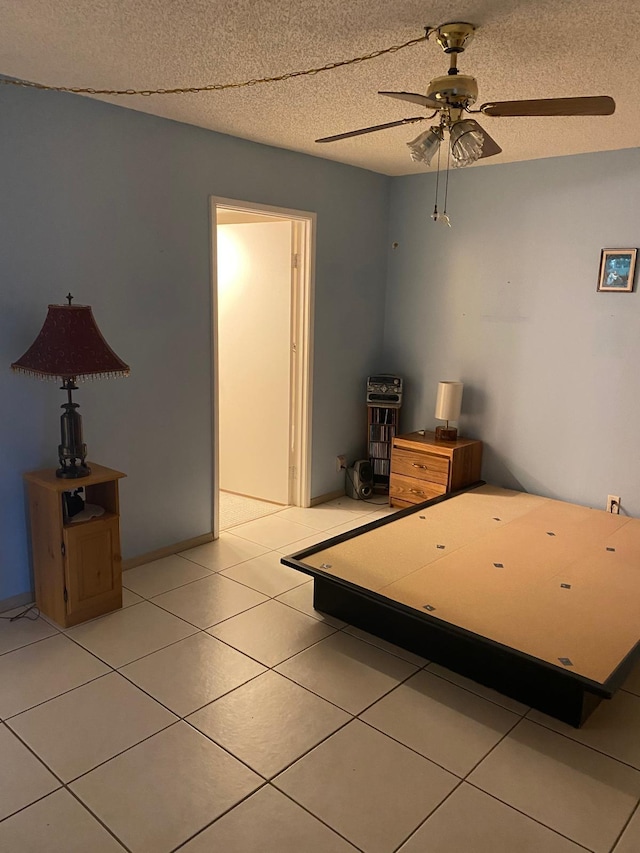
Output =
[
  {"x1": 435, "y1": 381, "x2": 463, "y2": 441},
  {"x1": 11, "y1": 294, "x2": 130, "y2": 479}
]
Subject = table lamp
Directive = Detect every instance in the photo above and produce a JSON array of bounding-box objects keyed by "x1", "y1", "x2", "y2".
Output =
[
  {"x1": 434, "y1": 381, "x2": 463, "y2": 441},
  {"x1": 11, "y1": 294, "x2": 130, "y2": 479}
]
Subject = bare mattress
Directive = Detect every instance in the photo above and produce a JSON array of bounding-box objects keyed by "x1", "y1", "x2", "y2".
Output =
[{"x1": 281, "y1": 484, "x2": 640, "y2": 726}]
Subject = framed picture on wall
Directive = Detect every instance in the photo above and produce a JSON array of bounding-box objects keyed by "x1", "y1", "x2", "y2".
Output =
[{"x1": 597, "y1": 248, "x2": 637, "y2": 292}]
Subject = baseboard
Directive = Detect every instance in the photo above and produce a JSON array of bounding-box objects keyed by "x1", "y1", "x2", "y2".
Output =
[
  {"x1": 310, "y1": 489, "x2": 345, "y2": 506},
  {"x1": 122, "y1": 533, "x2": 214, "y2": 571},
  {"x1": 221, "y1": 489, "x2": 287, "y2": 505},
  {"x1": 0, "y1": 591, "x2": 35, "y2": 614}
]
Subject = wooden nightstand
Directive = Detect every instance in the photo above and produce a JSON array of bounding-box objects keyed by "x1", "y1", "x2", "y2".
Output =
[
  {"x1": 24, "y1": 463, "x2": 126, "y2": 628},
  {"x1": 389, "y1": 432, "x2": 482, "y2": 508}
]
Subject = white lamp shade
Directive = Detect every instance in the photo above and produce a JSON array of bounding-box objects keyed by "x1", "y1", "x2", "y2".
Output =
[{"x1": 435, "y1": 381, "x2": 464, "y2": 422}]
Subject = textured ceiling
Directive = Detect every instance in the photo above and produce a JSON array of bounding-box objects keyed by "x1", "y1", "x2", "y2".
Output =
[{"x1": 1, "y1": 0, "x2": 639, "y2": 175}]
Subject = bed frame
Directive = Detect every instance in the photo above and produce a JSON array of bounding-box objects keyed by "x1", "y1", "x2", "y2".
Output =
[{"x1": 281, "y1": 484, "x2": 640, "y2": 727}]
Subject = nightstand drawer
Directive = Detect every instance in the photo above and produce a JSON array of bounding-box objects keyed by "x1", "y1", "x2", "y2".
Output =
[
  {"x1": 391, "y1": 448, "x2": 449, "y2": 486},
  {"x1": 388, "y1": 474, "x2": 446, "y2": 505}
]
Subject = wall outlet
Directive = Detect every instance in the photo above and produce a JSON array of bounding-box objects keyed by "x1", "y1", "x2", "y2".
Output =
[
  {"x1": 336, "y1": 455, "x2": 347, "y2": 472},
  {"x1": 607, "y1": 495, "x2": 621, "y2": 514}
]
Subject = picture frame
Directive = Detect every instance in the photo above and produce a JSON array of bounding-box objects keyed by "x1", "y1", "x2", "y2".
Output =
[{"x1": 597, "y1": 248, "x2": 637, "y2": 292}]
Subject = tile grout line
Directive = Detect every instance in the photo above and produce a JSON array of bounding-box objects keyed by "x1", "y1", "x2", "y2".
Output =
[
  {"x1": 462, "y1": 710, "x2": 522, "y2": 779},
  {"x1": 389, "y1": 778, "x2": 466, "y2": 853},
  {"x1": 269, "y1": 632, "x2": 421, "y2": 710},
  {"x1": 260, "y1": 783, "x2": 369, "y2": 853},
  {"x1": 7, "y1": 626, "x2": 638, "y2": 853},
  {"x1": 463, "y1": 776, "x2": 601, "y2": 853},
  {"x1": 3, "y1": 609, "x2": 358, "y2": 803},
  {"x1": 144, "y1": 588, "x2": 270, "y2": 634},
  {"x1": 0, "y1": 722, "x2": 133, "y2": 852},
  {"x1": 63, "y1": 783, "x2": 133, "y2": 852},
  {"x1": 182, "y1": 707, "x2": 355, "y2": 785},
  {"x1": 122, "y1": 560, "x2": 218, "y2": 598},
  {"x1": 1, "y1": 667, "x2": 111, "y2": 724},
  {"x1": 522, "y1": 713, "x2": 640, "y2": 776},
  {"x1": 390, "y1": 773, "x2": 598, "y2": 853},
  {"x1": 609, "y1": 798, "x2": 640, "y2": 853},
  {"x1": 4, "y1": 705, "x2": 178, "y2": 788},
  {"x1": 422, "y1": 662, "x2": 532, "y2": 715},
  {"x1": 116, "y1": 657, "x2": 267, "y2": 720},
  {"x1": 222, "y1": 524, "x2": 322, "y2": 549},
  {"x1": 195, "y1": 546, "x2": 640, "y2": 779},
  {"x1": 167, "y1": 780, "x2": 272, "y2": 853},
  {"x1": 5, "y1": 519, "x2": 640, "y2": 853},
  {"x1": 176, "y1": 545, "x2": 272, "y2": 572},
  {"x1": 0, "y1": 627, "x2": 64, "y2": 659},
  {"x1": 59, "y1": 604, "x2": 200, "y2": 669},
  {"x1": 6, "y1": 680, "x2": 356, "y2": 853},
  {"x1": 10, "y1": 585, "x2": 640, "y2": 770}
]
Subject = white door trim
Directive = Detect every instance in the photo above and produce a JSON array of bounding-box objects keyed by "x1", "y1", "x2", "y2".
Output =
[{"x1": 209, "y1": 197, "x2": 315, "y2": 538}]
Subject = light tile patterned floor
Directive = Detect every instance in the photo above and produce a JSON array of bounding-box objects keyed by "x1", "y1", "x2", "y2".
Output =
[
  {"x1": 1, "y1": 494, "x2": 640, "y2": 852},
  {"x1": 218, "y1": 492, "x2": 284, "y2": 530}
]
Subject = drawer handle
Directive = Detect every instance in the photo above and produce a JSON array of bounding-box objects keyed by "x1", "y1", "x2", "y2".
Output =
[
  {"x1": 412, "y1": 463, "x2": 428, "y2": 469},
  {"x1": 409, "y1": 489, "x2": 424, "y2": 496}
]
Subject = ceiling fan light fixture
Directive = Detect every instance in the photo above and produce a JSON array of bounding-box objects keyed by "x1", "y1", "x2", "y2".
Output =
[
  {"x1": 407, "y1": 126, "x2": 443, "y2": 165},
  {"x1": 450, "y1": 119, "x2": 484, "y2": 167}
]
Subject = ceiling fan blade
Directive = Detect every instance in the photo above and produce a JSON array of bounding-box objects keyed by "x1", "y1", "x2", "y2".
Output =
[
  {"x1": 476, "y1": 122, "x2": 502, "y2": 158},
  {"x1": 379, "y1": 91, "x2": 441, "y2": 110},
  {"x1": 479, "y1": 96, "x2": 615, "y2": 117},
  {"x1": 316, "y1": 116, "x2": 426, "y2": 143}
]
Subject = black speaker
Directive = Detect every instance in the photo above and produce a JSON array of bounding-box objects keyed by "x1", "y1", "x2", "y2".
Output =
[{"x1": 346, "y1": 460, "x2": 374, "y2": 500}]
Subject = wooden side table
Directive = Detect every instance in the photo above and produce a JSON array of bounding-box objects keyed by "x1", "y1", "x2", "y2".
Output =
[
  {"x1": 389, "y1": 431, "x2": 482, "y2": 508},
  {"x1": 24, "y1": 463, "x2": 126, "y2": 628}
]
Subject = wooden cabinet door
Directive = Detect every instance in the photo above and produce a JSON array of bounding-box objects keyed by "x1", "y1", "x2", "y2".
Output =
[{"x1": 63, "y1": 516, "x2": 122, "y2": 621}]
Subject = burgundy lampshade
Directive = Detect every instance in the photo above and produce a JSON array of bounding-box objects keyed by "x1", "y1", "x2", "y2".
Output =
[{"x1": 11, "y1": 303, "x2": 130, "y2": 380}]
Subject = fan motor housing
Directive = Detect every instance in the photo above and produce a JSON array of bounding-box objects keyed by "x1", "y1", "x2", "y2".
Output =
[{"x1": 427, "y1": 74, "x2": 478, "y2": 107}]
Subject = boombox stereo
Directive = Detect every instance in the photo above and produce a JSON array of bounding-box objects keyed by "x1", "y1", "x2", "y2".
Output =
[
  {"x1": 346, "y1": 459, "x2": 374, "y2": 500},
  {"x1": 367, "y1": 374, "x2": 403, "y2": 408}
]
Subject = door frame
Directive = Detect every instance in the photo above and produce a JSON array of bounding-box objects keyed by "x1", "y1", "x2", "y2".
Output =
[{"x1": 209, "y1": 196, "x2": 316, "y2": 538}]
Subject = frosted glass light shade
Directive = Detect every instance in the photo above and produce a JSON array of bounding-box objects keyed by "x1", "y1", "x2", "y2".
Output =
[
  {"x1": 435, "y1": 381, "x2": 463, "y2": 440},
  {"x1": 450, "y1": 120, "x2": 484, "y2": 168},
  {"x1": 407, "y1": 126, "x2": 443, "y2": 165}
]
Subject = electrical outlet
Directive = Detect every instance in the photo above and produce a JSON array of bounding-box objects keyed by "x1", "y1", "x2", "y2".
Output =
[
  {"x1": 607, "y1": 495, "x2": 621, "y2": 514},
  {"x1": 336, "y1": 455, "x2": 347, "y2": 472}
]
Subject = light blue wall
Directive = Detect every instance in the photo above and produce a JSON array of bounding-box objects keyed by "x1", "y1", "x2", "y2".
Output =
[
  {"x1": 384, "y1": 147, "x2": 640, "y2": 514},
  {"x1": 0, "y1": 84, "x2": 389, "y2": 603}
]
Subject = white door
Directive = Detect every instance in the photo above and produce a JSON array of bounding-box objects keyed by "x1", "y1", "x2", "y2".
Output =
[
  {"x1": 211, "y1": 199, "x2": 315, "y2": 536},
  {"x1": 217, "y1": 219, "x2": 292, "y2": 504}
]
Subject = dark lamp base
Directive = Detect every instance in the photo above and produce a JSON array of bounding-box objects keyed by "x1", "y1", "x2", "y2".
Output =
[
  {"x1": 435, "y1": 426, "x2": 458, "y2": 442},
  {"x1": 56, "y1": 463, "x2": 92, "y2": 479}
]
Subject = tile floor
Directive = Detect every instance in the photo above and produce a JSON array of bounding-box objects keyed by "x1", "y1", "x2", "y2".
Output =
[
  {"x1": 2, "y1": 494, "x2": 640, "y2": 852},
  {"x1": 218, "y1": 491, "x2": 284, "y2": 531}
]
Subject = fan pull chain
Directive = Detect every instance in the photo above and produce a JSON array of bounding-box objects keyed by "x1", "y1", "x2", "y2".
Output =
[
  {"x1": 0, "y1": 32, "x2": 429, "y2": 97},
  {"x1": 431, "y1": 141, "x2": 442, "y2": 222},
  {"x1": 442, "y1": 141, "x2": 452, "y2": 226}
]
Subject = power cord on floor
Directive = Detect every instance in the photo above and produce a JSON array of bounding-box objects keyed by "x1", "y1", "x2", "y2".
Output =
[{"x1": 0, "y1": 603, "x2": 41, "y2": 621}]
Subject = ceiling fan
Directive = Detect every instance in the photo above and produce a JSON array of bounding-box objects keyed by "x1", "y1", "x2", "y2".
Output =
[{"x1": 316, "y1": 22, "x2": 615, "y2": 169}]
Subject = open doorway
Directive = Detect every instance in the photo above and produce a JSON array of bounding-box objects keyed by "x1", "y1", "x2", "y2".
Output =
[{"x1": 210, "y1": 198, "x2": 315, "y2": 536}]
